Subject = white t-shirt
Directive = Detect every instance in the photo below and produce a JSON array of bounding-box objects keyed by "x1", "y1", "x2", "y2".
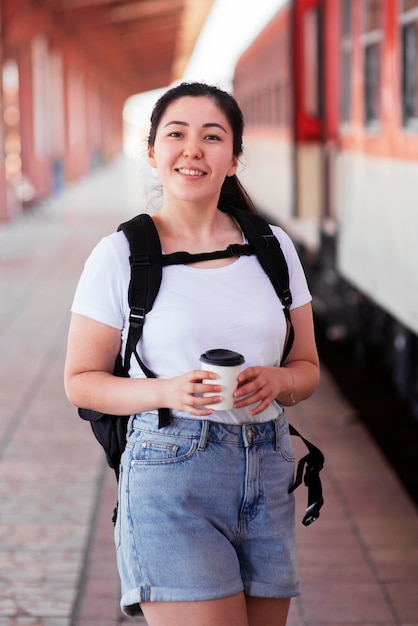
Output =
[{"x1": 71, "y1": 222, "x2": 311, "y2": 424}]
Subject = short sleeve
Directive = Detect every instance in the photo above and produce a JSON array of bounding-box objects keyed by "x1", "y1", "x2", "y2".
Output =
[
  {"x1": 71, "y1": 232, "x2": 130, "y2": 329},
  {"x1": 270, "y1": 225, "x2": 312, "y2": 309}
]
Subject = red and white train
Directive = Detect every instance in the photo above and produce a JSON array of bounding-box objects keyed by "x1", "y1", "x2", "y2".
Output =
[{"x1": 233, "y1": 0, "x2": 418, "y2": 419}]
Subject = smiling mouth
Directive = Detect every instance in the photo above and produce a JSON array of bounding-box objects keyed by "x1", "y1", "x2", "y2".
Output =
[{"x1": 177, "y1": 168, "x2": 206, "y2": 177}]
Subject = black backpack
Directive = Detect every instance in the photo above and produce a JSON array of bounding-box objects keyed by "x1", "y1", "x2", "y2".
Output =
[{"x1": 78, "y1": 206, "x2": 324, "y2": 526}]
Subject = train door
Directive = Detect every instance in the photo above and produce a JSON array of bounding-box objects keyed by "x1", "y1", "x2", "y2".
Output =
[
  {"x1": 292, "y1": 0, "x2": 324, "y2": 226},
  {"x1": 292, "y1": 0, "x2": 339, "y2": 220}
]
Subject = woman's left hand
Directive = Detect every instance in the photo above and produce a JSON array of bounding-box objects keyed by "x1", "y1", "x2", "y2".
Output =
[{"x1": 233, "y1": 366, "x2": 285, "y2": 416}]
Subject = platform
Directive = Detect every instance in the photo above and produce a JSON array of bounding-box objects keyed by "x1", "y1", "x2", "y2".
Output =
[{"x1": 0, "y1": 157, "x2": 417, "y2": 626}]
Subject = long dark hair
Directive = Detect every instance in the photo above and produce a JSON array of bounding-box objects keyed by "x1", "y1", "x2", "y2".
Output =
[{"x1": 148, "y1": 82, "x2": 257, "y2": 213}]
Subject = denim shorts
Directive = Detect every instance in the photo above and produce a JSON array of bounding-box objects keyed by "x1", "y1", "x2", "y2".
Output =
[{"x1": 115, "y1": 413, "x2": 300, "y2": 616}]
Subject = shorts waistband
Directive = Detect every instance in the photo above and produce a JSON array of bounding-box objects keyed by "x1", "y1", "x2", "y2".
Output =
[{"x1": 131, "y1": 413, "x2": 287, "y2": 451}]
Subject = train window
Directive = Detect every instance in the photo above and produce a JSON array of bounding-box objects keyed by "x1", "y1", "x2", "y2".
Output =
[
  {"x1": 364, "y1": 0, "x2": 383, "y2": 30},
  {"x1": 402, "y1": 0, "x2": 418, "y2": 10},
  {"x1": 362, "y1": 0, "x2": 383, "y2": 128},
  {"x1": 340, "y1": 0, "x2": 352, "y2": 124},
  {"x1": 400, "y1": 0, "x2": 418, "y2": 129}
]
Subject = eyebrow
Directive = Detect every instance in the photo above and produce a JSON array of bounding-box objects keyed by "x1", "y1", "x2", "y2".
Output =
[{"x1": 163, "y1": 120, "x2": 228, "y2": 133}]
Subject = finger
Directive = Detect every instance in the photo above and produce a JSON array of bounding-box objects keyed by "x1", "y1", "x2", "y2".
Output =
[
  {"x1": 193, "y1": 394, "x2": 222, "y2": 407},
  {"x1": 249, "y1": 400, "x2": 269, "y2": 416},
  {"x1": 234, "y1": 379, "x2": 259, "y2": 399},
  {"x1": 192, "y1": 369, "x2": 220, "y2": 382},
  {"x1": 185, "y1": 394, "x2": 221, "y2": 416},
  {"x1": 237, "y1": 366, "x2": 259, "y2": 384},
  {"x1": 234, "y1": 387, "x2": 271, "y2": 409}
]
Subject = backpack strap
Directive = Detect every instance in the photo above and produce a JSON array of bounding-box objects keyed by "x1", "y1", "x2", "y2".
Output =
[
  {"x1": 288, "y1": 424, "x2": 325, "y2": 525},
  {"x1": 160, "y1": 243, "x2": 254, "y2": 265},
  {"x1": 221, "y1": 206, "x2": 294, "y2": 362},
  {"x1": 118, "y1": 214, "x2": 171, "y2": 428}
]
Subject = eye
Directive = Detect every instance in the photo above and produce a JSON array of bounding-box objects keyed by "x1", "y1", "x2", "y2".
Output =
[
  {"x1": 168, "y1": 131, "x2": 183, "y2": 138},
  {"x1": 204, "y1": 134, "x2": 221, "y2": 141}
]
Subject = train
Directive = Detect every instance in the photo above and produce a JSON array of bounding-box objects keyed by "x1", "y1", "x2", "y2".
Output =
[{"x1": 233, "y1": 0, "x2": 418, "y2": 424}]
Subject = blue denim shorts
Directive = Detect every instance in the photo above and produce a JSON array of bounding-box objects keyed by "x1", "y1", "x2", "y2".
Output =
[{"x1": 115, "y1": 413, "x2": 300, "y2": 616}]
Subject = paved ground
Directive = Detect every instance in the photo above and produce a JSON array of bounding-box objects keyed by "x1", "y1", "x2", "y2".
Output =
[{"x1": 1, "y1": 157, "x2": 417, "y2": 626}]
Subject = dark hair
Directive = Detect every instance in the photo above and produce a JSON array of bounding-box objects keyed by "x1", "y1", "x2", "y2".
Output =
[{"x1": 148, "y1": 82, "x2": 257, "y2": 213}]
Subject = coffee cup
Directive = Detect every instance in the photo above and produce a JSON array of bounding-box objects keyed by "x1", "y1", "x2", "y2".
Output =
[{"x1": 199, "y1": 348, "x2": 245, "y2": 410}]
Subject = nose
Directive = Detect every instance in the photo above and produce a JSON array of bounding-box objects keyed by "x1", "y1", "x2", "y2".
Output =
[{"x1": 182, "y1": 140, "x2": 202, "y2": 159}]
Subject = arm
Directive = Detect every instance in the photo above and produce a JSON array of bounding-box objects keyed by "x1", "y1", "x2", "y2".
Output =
[
  {"x1": 233, "y1": 302, "x2": 320, "y2": 415},
  {"x1": 64, "y1": 313, "x2": 222, "y2": 416}
]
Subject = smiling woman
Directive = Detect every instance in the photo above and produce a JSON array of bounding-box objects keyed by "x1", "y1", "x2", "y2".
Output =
[
  {"x1": 65, "y1": 82, "x2": 320, "y2": 626},
  {"x1": 147, "y1": 96, "x2": 238, "y2": 214}
]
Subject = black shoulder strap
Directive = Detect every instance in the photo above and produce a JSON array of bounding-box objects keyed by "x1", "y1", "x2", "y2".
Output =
[
  {"x1": 117, "y1": 214, "x2": 171, "y2": 428},
  {"x1": 221, "y1": 206, "x2": 294, "y2": 363},
  {"x1": 119, "y1": 213, "x2": 162, "y2": 318}
]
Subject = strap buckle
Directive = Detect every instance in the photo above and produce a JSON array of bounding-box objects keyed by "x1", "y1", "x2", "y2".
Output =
[
  {"x1": 130, "y1": 254, "x2": 151, "y2": 266},
  {"x1": 262, "y1": 234, "x2": 279, "y2": 248},
  {"x1": 129, "y1": 306, "x2": 145, "y2": 329},
  {"x1": 302, "y1": 498, "x2": 324, "y2": 526},
  {"x1": 282, "y1": 287, "x2": 293, "y2": 309}
]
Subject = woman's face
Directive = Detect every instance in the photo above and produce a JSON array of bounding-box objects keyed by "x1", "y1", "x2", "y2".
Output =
[{"x1": 148, "y1": 96, "x2": 238, "y2": 208}]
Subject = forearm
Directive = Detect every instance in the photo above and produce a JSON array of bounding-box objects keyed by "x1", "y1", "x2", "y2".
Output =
[
  {"x1": 276, "y1": 361, "x2": 320, "y2": 407},
  {"x1": 65, "y1": 371, "x2": 171, "y2": 416}
]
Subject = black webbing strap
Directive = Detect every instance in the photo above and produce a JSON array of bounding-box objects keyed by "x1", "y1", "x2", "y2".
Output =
[
  {"x1": 221, "y1": 207, "x2": 294, "y2": 363},
  {"x1": 160, "y1": 243, "x2": 254, "y2": 266},
  {"x1": 118, "y1": 215, "x2": 171, "y2": 428},
  {"x1": 288, "y1": 424, "x2": 325, "y2": 525}
]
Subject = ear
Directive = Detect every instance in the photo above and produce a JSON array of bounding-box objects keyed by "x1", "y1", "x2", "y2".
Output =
[
  {"x1": 226, "y1": 156, "x2": 239, "y2": 177},
  {"x1": 148, "y1": 146, "x2": 157, "y2": 168}
]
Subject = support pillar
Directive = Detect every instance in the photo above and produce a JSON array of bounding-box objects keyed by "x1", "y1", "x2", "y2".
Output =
[
  {"x1": 0, "y1": 6, "x2": 8, "y2": 221},
  {"x1": 18, "y1": 36, "x2": 51, "y2": 200}
]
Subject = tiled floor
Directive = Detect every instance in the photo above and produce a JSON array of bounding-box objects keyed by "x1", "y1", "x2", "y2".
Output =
[{"x1": 1, "y1": 157, "x2": 417, "y2": 626}]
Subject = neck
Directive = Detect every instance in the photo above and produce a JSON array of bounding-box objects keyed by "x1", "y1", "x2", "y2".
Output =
[
  {"x1": 156, "y1": 198, "x2": 222, "y2": 236},
  {"x1": 152, "y1": 204, "x2": 242, "y2": 253}
]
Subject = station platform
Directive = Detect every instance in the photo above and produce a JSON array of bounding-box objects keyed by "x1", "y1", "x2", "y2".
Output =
[{"x1": 1, "y1": 156, "x2": 417, "y2": 626}]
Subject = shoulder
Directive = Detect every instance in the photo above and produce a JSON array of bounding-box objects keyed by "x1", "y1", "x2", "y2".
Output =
[
  {"x1": 71, "y1": 231, "x2": 131, "y2": 328},
  {"x1": 269, "y1": 224, "x2": 299, "y2": 261},
  {"x1": 78, "y1": 230, "x2": 131, "y2": 297},
  {"x1": 85, "y1": 230, "x2": 130, "y2": 271},
  {"x1": 268, "y1": 224, "x2": 312, "y2": 308}
]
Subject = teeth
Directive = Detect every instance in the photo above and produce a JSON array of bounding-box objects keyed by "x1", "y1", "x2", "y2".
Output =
[{"x1": 178, "y1": 168, "x2": 204, "y2": 176}]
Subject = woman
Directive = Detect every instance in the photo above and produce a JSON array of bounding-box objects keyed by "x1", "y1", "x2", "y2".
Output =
[{"x1": 64, "y1": 82, "x2": 320, "y2": 626}]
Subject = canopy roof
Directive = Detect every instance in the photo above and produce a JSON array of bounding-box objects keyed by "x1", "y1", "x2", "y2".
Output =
[{"x1": 4, "y1": 0, "x2": 215, "y2": 96}]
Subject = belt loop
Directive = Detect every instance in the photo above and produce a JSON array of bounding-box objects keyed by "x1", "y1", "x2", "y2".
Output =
[
  {"x1": 274, "y1": 417, "x2": 282, "y2": 451},
  {"x1": 198, "y1": 419, "x2": 210, "y2": 450},
  {"x1": 242, "y1": 425, "x2": 250, "y2": 448}
]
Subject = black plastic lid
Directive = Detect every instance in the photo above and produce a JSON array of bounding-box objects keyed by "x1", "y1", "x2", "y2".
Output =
[{"x1": 199, "y1": 348, "x2": 245, "y2": 366}]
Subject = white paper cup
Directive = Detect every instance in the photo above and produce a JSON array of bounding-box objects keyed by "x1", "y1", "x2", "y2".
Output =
[{"x1": 199, "y1": 349, "x2": 245, "y2": 410}]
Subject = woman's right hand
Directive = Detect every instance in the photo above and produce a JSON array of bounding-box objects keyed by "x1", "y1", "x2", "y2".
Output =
[{"x1": 163, "y1": 370, "x2": 222, "y2": 416}]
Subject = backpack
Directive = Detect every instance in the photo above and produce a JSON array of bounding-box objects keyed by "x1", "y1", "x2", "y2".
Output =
[{"x1": 78, "y1": 206, "x2": 324, "y2": 526}]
